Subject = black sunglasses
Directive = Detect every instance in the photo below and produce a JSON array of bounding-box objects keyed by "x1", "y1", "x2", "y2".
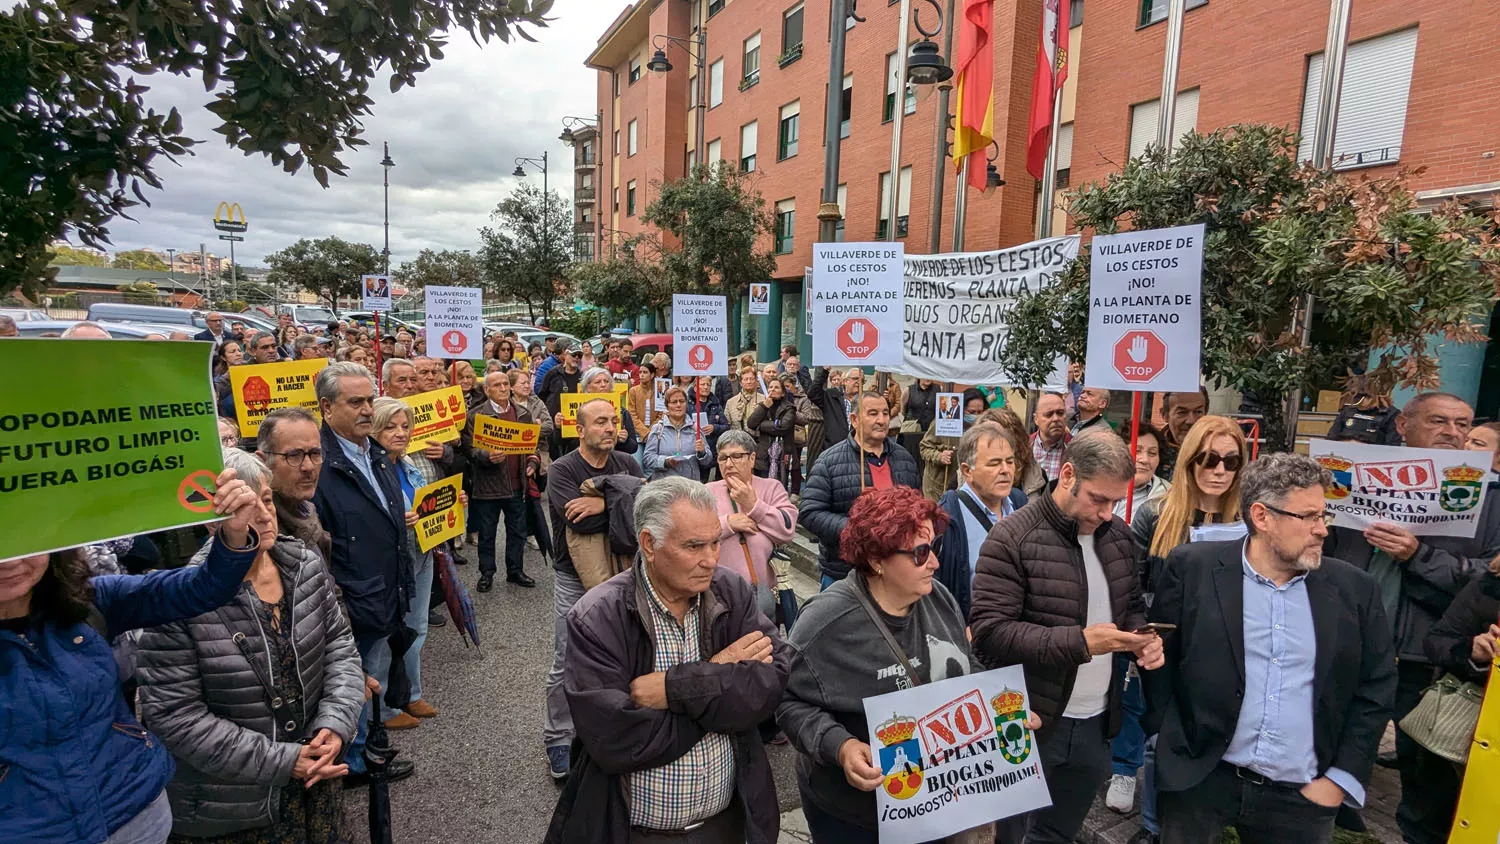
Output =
[
  {"x1": 897, "y1": 538, "x2": 943, "y2": 563},
  {"x1": 1192, "y1": 451, "x2": 1244, "y2": 473}
]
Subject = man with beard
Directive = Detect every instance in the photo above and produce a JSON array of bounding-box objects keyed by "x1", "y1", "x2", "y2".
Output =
[{"x1": 1145, "y1": 453, "x2": 1395, "y2": 844}]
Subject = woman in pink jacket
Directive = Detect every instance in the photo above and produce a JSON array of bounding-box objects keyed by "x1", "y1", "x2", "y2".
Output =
[{"x1": 706, "y1": 429, "x2": 799, "y2": 618}]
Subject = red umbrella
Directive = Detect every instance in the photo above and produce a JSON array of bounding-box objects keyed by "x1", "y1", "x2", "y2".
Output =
[{"x1": 434, "y1": 547, "x2": 479, "y2": 648}]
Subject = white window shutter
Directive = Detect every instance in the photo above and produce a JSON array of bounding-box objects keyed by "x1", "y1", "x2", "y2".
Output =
[
  {"x1": 898, "y1": 166, "x2": 912, "y2": 217},
  {"x1": 741, "y1": 122, "x2": 757, "y2": 157},
  {"x1": 1298, "y1": 27, "x2": 1418, "y2": 168},
  {"x1": 710, "y1": 59, "x2": 724, "y2": 107},
  {"x1": 1128, "y1": 100, "x2": 1159, "y2": 160},
  {"x1": 1173, "y1": 88, "x2": 1199, "y2": 143},
  {"x1": 1056, "y1": 122, "x2": 1074, "y2": 171}
]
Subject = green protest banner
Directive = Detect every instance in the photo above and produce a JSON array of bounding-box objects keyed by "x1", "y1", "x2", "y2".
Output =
[{"x1": 0, "y1": 339, "x2": 226, "y2": 560}]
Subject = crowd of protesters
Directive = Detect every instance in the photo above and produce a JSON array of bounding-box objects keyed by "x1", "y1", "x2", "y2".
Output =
[{"x1": 4, "y1": 315, "x2": 1500, "y2": 844}]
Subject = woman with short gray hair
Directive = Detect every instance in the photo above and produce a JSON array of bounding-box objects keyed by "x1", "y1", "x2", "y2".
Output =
[
  {"x1": 136, "y1": 449, "x2": 364, "y2": 841},
  {"x1": 706, "y1": 429, "x2": 799, "y2": 618}
]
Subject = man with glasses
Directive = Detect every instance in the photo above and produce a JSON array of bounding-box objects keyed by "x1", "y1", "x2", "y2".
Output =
[
  {"x1": 1144, "y1": 452, "x2": 1396, "y2": 844},
  {"x1": 194, "y1": 311, "x2": 228, "y2": 349},
  {"x1": 256, "y1": 407, "x2": 330, "y2": 561},
  {"x1": 972, "y1": 431, "x2": 1163, "y2": 844},
  {"x1": 1324, "y1": 391, "x2": 1500, "y2": 844},
  {"x1": 248, "y1": 332, "x2": 281, "y2": 364},
  {"x1": 311, "y1": 361, "x2": 417, "y2": 785}
]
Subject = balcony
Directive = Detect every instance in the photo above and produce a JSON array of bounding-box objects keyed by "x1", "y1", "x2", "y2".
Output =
[
  {"x1": 575, "y1": 187, "x2": 596, "y2": 204},
  {"x1": 574, "y1": 221, "x2": 595, "y2": 234},
  {"x1": 574, "y1": 153, "x2": 596, "y2": 171}
]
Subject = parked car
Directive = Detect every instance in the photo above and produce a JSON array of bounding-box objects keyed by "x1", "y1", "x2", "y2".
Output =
[
  {"x1": 0, "y1": 307, "x2": 49, "y2": 322},
  {"x1": 227, "y1": 311, "x2": 278, "y2": 335},
  {"x1": 344, "y1": 311, "x2": 420, "y2": 334},
  {"x1": 625, "y1": 332, "x2": 674, "y2": 363},
  {"x1": 276, "y1": 303, "x2": 338, "y2": 327},
  {"x1": 14, "y1": 320, "x2": 171, "y2": 339},
  {"x1": 87, "y1": 302, "x2": 207, "y2": 328},
  {"x1": 514, "y1": 329, "x2": 579, "y2": 352}
]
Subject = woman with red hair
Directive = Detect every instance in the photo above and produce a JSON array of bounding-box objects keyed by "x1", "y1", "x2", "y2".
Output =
[{"x1": 778, "y1": 486, "x2": 1030, "y2": 842}]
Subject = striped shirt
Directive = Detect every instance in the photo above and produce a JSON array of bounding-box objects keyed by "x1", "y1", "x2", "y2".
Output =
[{"x1": 628, "y1": 569, "x2": 736, "y2": 830}]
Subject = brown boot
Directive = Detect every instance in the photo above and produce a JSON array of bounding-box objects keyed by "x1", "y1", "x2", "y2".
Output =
[
  {"x1": 384, "y1": 712, "x2": 421, "y2": 730},
  {"x1": 404, "y1": 700, "x2": 437, "y2": 719}
]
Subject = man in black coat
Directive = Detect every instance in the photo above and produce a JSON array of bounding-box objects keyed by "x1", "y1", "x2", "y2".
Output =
[
  {"x1": 798, "y1": 389, "x2": 919, "y2": 587},
  {"x1": 1145, "y1": 453, "x2": 1397, "y2": 844},
  {"x1": 311, "y1": 360, "x2": 417, "y2": 781},
  {"x1": 546, "y1": 477, "x2": 789, "y2": 844},
  {"x1": 193, "y1": 311, "x2": 228, "y2": 349}
]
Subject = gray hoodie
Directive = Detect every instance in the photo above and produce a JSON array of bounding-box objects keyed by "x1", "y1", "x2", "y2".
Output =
[{"x1": 776, "y1": 572, "x2": 975, "y2": 829}]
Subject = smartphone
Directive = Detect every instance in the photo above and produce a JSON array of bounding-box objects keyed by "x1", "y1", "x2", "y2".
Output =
[{"x1": 1135, "y1": 623, "x2": 1177, "y2": 635}]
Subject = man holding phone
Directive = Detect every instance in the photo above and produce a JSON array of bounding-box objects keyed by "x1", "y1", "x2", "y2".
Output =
[
  {"x1": 1144, "y1": 453, "x2": 1396, "y2": 844},
  {"x1": 970, "y1": 431, "x2": 1163, "y2": 844}
]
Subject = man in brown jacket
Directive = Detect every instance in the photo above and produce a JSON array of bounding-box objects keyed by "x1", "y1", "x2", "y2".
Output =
[
  {"x1": 971, "y1": 430, "x2": 1164, "y2": 844},
  {"x1": 462, "y1": 369, "x2": 542, "y2": 592}
]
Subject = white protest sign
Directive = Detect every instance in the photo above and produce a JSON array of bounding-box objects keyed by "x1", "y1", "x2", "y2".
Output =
[
  {"x1": 1310, "y1": 440, "x2": 1493, "y2": 537},
  {"x1": 888, "y1": 236, "x2": 1079, "y2": 385},
  {"x1": 424, "y1": 286, "x2": 483, "y2": 360},
  {"x1": 934, "y1": 392, "x2": 964, "y2": 438},
  {"x1": 812, "y1": 243, "x2": 904, "y2": 368},
  {"x1": 1084, "y1": 224, "x2": 1203, "y2": 393},
  {"x1": 672, "y1": 294, "x2": 727, "y2": 376},
  {"x1": 653, "y1": 377, "x2": 672, "y2": 411},
  {"x1": 803, "y1": 267, "x2": 813, "y2": 336},
  {"x1": 360, "y1": 274, "x2": 392, "y2": 312},
  {"x1": 748, "y1": 282, "x2": 771, "y2": 315},
  {"x1": 864, "y1": 665, "x2": 1051, "y2": 844}
]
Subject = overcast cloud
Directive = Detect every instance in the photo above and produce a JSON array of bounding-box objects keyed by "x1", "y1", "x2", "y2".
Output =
[{"x1": 97, "y1": 1, "x2": 606, "y2": 269}]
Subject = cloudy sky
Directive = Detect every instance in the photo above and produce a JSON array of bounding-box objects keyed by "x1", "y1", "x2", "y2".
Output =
[{"x1": 97, "y1": 2, "x2": 605, "y2": 269}]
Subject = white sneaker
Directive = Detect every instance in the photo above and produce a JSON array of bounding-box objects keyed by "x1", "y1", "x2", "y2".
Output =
[
  {"x1": 1105, "y1": 774, "x2": 1136, "y2": 813},
  {"x1": 526, "y1": 536, "x2": 539, "y2": 550}
]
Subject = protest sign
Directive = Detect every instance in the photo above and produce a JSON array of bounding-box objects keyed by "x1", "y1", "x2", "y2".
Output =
[
  {"x1": 471, "y1": 415, "x2": 542, "y2": 455},
  {"x1": 864, "y1": 666, "x2": 1051, "y2": 844},
  {"x1": 425, "y1": 286, "x2": 483, "y2": 360},
  {"x1": 401, "y1": 385, "x2": 467, "y2": 446},
  {"x1": 653, "y1": 377, "x2": 672, "y2": 411},
  {"x1": 1449, "y1": 660, "x2": 1500, "y2": 843},
  {"x1": 361, "y1": 274, "x2": 392, "y2": 311},
  {"x1": 1084, "y1": 224, "x2": 1203, "y2": 393},
  {"x1": 672, "y1": 294, "x2": 728, "y2": 376},
  {"x1": 1309, "y1": 439, "x2": 1492, "y2": 537},
  {"x1": 412, "y1": 474, "x2": 465, "y2": 553},
  {"x1": 228, "y1": 357, "x2": 328, "y2": 438},
  {"x1": 888, "y1": 236, "x2": 1079, "y2": 385},
  {"x1": 812, "y1": 243, "x2": 904, "y2": 368},
  {"x1": 559, "y1": 386, "x2": 629, "y2": 438},
  {"x1": 748, "y1": 282, "x2": 771, "y2": 315},
  {"x1": 804, "y1": 267, "x2": 814, "y2": 336},
  {"x1": 0, "y1": 339, "x2": 227, "y2": 560},
  {"x1": 934, "y1": 392, "x2": 964, "y2": 437}
]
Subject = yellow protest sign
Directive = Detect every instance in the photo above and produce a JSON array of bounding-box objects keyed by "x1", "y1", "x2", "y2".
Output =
[
  {"x1": 472, "y1": 415, "x2": 542, "y2": 455},
  {"x1": 1449, "y1": 660, "x2": 1500, "y2": 843},
  {"x1": 412, "y1": 474, "x2": 465, "y2": 553},
  {"x1": 401, "y1": 385, "x2": 466, "y2": 446},
  {"x1": 559, "y1": 384, "x2": 628, "y2": 438},
  {"x1": 228, "y1": 358, "x2": 328, "y2": 438}
]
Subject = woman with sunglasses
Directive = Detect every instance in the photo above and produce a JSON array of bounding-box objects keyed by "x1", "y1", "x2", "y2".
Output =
[
  {"x1": 1107, "y1": 415, "x2": 1247, "y2": 830},
  {"x1": 778, "y1": 486, "x2": 1037, "y2": 843}
]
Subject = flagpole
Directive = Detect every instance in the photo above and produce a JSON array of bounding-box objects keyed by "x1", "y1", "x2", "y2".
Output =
[
  {"x1": 885, "y1": 0, "x2": 913, "y2": 243},
  {"x1": 1035, "y1": 95, "x2": 1063, "y2": 239},
  {"x1": 952, "y1": 162, "x2": 968, "y2": 251},
  {"x1": 1155, "y1": 0, "x2": 1187, "y2": 153},
  {"x1": 926, "y1": 0, "x2": 958, "y2": 252}
]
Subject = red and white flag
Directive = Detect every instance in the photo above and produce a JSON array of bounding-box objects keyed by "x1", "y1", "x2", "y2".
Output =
[{"x1": 1026, "y1": 0, "x2": 1071, "y2": 181}]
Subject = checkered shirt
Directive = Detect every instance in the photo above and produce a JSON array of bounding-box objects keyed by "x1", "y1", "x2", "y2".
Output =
[
  {"x1": 1032, "y1": 432, "x2": 1066, "y2": 482},
  {"x1": 628, "y1": 569, "x2": 736, "y2": 830}
]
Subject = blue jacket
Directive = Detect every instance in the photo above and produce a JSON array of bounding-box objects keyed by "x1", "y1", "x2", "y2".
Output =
[
  {"x1": 533, "y1": 354, "x2": 561, "y2": 394},
  {"x1": 0, "y1": 536, "x2": 258, "y2": 843},
  {"x1": 312, "y1": 423, "x2": 414, "y2": 640},
  {"x1": 642, "y1": 417, "x2": 715, "y2": 480},
  {"x1": 935, "y1": 486, "x2": 1027, "y2": 620}
]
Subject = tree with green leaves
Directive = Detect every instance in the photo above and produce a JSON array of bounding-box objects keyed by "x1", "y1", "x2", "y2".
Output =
[
  {"x1": 264, "y1": 237, "x2": 381, "y2": 313},
  {"x1": 569, "y1": 235, "x2": 675, "y2": 325},
  {"x1": 1003, "y1": 124, "x2": 1499, "y2": 447},
  {"x1": 1, "y1": 0, "x2": 553, "y2": 302},
  {"x1": 112, "y1": 250, "x2": 168, "y2": 271},
  {"x1": 47, "y1": 244, "x2": 109, "y2": 267},
  {"x1": 641, "y1": 163, "x2": 777, "y2": 302},
  {"x1": 395, "y1": 248, "x2": 481, "y2": 292},
  {"x1": 478, "y1": 182, "x2": 572, "y2": 322}
]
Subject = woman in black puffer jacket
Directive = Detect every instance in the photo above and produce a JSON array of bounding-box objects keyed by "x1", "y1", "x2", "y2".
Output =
[
  {"x1": 136, "y1": 450, "x2": 364, "y2": 842},
  {"x1": 748, "y1": 375, "x2": 798, "y2": 483}
]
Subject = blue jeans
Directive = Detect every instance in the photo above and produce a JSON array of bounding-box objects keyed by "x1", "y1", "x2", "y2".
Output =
[
  {"x1": 366, "y1": 552, "x2": 433, "y2": 720},
  {"x1": 473, "y1": 495, "x2": 526, "y2": 578},
  {"x1": 1111, "y1": 660, "x2": 1160, "y2": 833},
  {"x1": 346, "y1": 630, "x2": 388, "y2": 775},
  {"x1": 103, "y1": 790, "x2": 171, "y2": 844}
]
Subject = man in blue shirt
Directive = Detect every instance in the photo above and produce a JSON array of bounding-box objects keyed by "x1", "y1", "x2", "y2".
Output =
[{"x1": 1145, "y1": 453, "x2": 1397, "y2": 844}]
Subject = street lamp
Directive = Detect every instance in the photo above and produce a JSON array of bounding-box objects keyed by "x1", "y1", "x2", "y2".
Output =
[
  {"x1": 884, "y1": 0, "x2": 952, "y2": 242},
  {"x1": 985, "y1": 141, "x2": 1005, "y2": 191},
  {"x1": 647, "y1": 31, "x2": 708, "y2": 171},
  {"x1": 558, "y1": 115, "x2": 598, "y2": 146},
  {"x1": 381, "y1": 142, "x2": 394, "y2": 275},
  {"x1": 514, "y1": 152, "x2": 551, "y2": 282}
]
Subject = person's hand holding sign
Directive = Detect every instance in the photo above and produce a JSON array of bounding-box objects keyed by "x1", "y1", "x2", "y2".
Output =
[
  {"x1": 837, "y1": 739, "x2": 886, "y2": 792},
  {"x1": 214, "y1": 468, "x2": 262, "y2": 549},
  {"x1": 422, "y1": 441, "x2": 445, "y2": 460}
]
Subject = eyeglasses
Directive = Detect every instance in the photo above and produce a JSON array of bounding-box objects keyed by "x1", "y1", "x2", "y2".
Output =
[
  {"x1": 1262, "y1": 503, "x2": 1335, "y2": 526},
  {"x1": 219, "y1": 435, "x2": 240, "y2": 447},
  {"x1": 718, "y1": 451, "x2": 753, "y2": 462},
  {"x1": 265, "y1": 448, "x2": 324, "y2": 467},
  {"x1": 896, "y1": 538, "x2": 943, "y2": 564},
  {"x1": 1192, "y1": 451, "x2": 1244, "y2": 473}
]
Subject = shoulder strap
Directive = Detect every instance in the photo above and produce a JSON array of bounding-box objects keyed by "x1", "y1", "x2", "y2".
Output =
[
  {"x1": 214, "y1": 608, "x2": 304, "y2": 737},
  {"x1": 956, "y1": 489, "x2": 997, "y2": 531},
  {"x1": 849, "y1": 573, "x2": 922, "y2": 687},
  {"x1": 730, "y1": 497, "x2": 760, "y2": 587}
]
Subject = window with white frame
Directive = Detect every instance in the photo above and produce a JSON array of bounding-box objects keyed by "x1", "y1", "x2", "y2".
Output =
[
  {"x1": 775, "y1": 199, "x2": 795, "y2": 254},
  {"x1": 740, "y1": 121, "x2": 758, "y2": 172},
  {"x1": 884, "y1": 52, "x2": 916, "y2": 121},
  {"x1": 709, "y1": 59, "x2": 724, "y2": 107},
  {"x1": 706, "y1": 138, "x2": 722, "y2": 169},
  {"x1": 779, "y1": 100, "x2": 800, "y2": 159},
  {"x1": 743, "y1": 32, "x2": 761, "y2": 85},
  {"x1": 628, "y1": 119, "x2": 639, "y2": 156},
  {"x1": 1297, "y1": 27, "x2": 1418, "y2": 170},
  {"x1": 1127, "y1": 87, "x2": 1199, "y2": 160}
]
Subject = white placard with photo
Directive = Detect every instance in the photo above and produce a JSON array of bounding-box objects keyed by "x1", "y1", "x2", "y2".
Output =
[
  {"x1": 360, "y1": 274, "x2": 392, "y2": 312},
  {"x1": 934, "y1": 392, "x2": 965, "y2": 438},
  {"x1": 748, "y1": 282, "x2": 771, "y2": 315}
]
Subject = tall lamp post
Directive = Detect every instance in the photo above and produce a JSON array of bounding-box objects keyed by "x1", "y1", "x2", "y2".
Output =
[
  {"x1": 381, "y1": 143, "x2": 394, "y2": 275},
  {"x1": 646, "y1": 31, "x2": 708, "y2": 169},
  {"x1": 514, "y1": 153, "x2": 552, "y2": 316},
  {"x1": 884, "y1": 0, "x2": 952, "y2": 242}
]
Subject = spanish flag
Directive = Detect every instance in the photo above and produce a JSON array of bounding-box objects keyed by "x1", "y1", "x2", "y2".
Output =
[
  {"x1": 951, "y1": 0, "x2": 996, "y2": 190},
  {"x1": 1026, "y1": 0, "x2": 1071, "y2": 181}
]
